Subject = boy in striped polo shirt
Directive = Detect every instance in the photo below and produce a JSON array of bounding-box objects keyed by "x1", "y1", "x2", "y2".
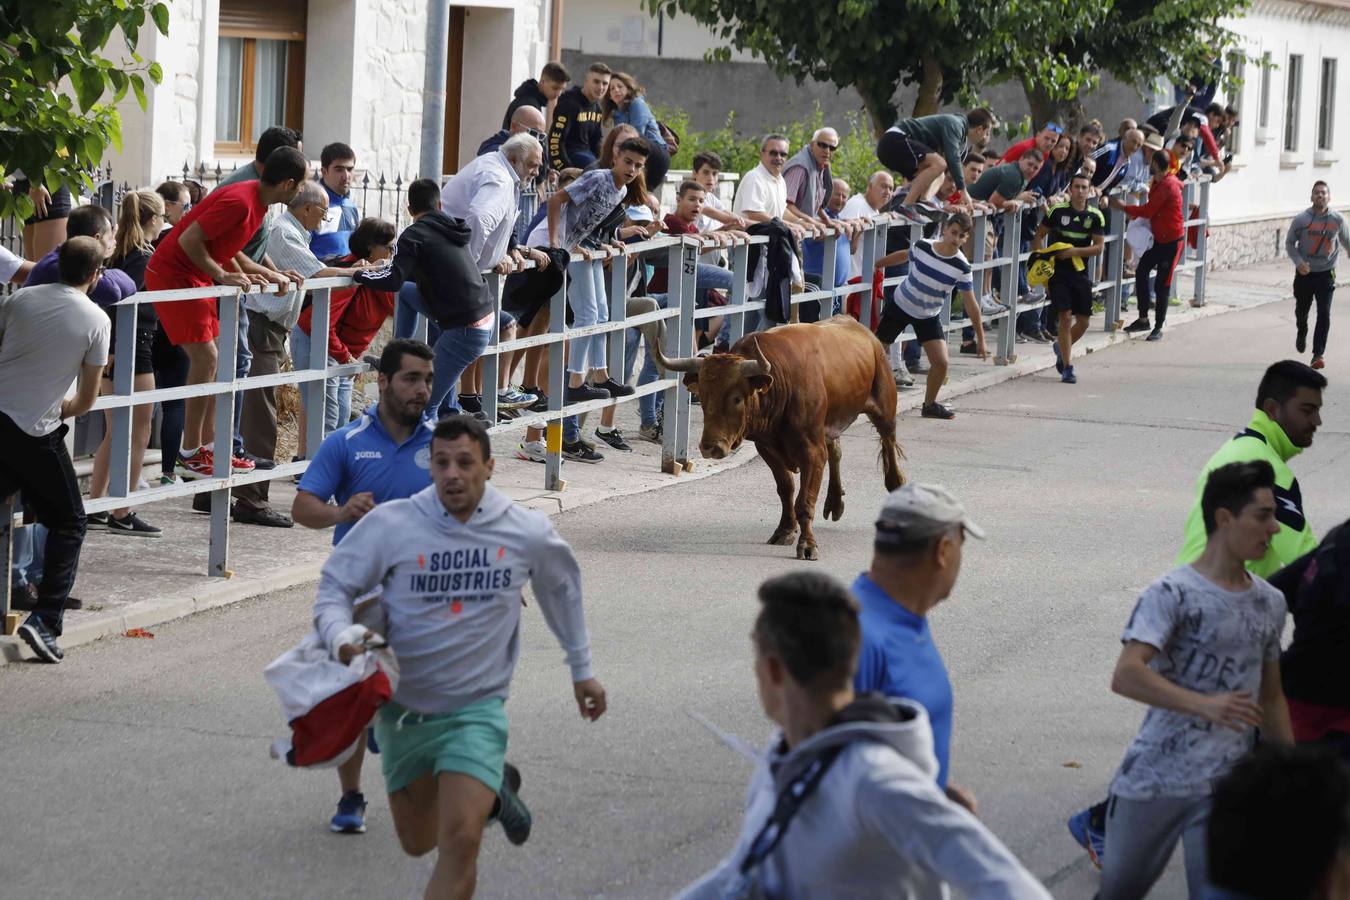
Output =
[{"x1": 873, "y1": 212, "x2": 987, "y2": 419}]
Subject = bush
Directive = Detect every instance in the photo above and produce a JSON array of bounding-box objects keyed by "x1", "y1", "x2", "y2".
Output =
[{"x1": 653, "y1": 103, "x2": 880, "y2": 194}]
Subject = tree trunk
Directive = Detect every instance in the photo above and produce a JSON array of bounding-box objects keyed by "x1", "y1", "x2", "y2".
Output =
[
  {"x1": 860, "y1": 90, "x2": 897, "y2": 137},
  {"x1": 912, "y1": 55, "x2": 943, "y2": 117},
  {"x1": 1024, "y1": 80, "x2": 1087, "y2": 132}
]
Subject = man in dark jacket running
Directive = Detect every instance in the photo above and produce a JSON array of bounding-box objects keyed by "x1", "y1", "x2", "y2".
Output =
[{"x1": 356, "y1": 178, "x2": 494, "y2": 419}]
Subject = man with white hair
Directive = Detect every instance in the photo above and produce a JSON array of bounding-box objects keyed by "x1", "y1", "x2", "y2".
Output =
[
  {"x1": 840, "y1": 171, "x2": 896, "y2": 279},
  {"x1": 1094, "y1": 127, "x2": 1148, "y2": 192},
  {"x1": 784, "y1": 127, "x2": 844, "y2": 238},
  {"x1": 441, "y1": 132, "x2": 553, "y2": 414}
]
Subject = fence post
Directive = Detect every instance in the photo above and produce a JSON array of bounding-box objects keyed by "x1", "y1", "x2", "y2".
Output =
[
  {"x1": 1, "y1": 495, "x2": 12, "y2": 634},
  {"x1": 859, "y1": 220, "x2": 881, "y2": 329},
  {"x1": 820, "y1": 226, "x2": 838, "y2": 319},
  {"x1": 304, "y1": 287, "x2": 331, "y2": 457},
  {"x1": 998, "y1": 208, "x2": 1020, "y2": 365},
  {"x1": 481, "y1": 273, "x2": 502, "y2": 424},
  {"x1": 1193, "y1": 178, "x2": 1211, "y2": 307},
  {"x1": 208, "y1": 292, "x2": 241, "y2": 577},
  {"x1": 1106, "y1": 200, "x2": 1126, "y2": 330},
  {"x1": 607, "y1": 249, "x2": 627, "y2": 384},
  {"x1": 726, "y1": 240, "x2": 749, "y2": 346},
  {"x1": 544, "y1": 265, "x2": 568, "y2": 491},
  {"x1": 106, "y1": 302, "x2": 138, "y2": 501}
]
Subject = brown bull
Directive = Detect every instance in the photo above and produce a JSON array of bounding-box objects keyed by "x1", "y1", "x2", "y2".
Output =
[{"x1": 651, "y1": 315, "x2": 905, "y2": 560}]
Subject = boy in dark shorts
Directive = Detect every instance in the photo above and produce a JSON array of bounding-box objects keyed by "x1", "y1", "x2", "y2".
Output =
[
  {"x1": 1032, "y1": 173, "x2": 1105, "y2": 383},
  {"x1": 872, "y1": 212, "x2": 987, "y2": 419},
  {"x1": 876, "y1": 108, "x2": 995, "y2": 208}
]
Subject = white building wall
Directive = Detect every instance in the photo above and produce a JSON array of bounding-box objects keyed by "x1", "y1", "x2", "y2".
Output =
[{"x1": 1211, "y1": 0, "x2": 1350, "y2": 225}]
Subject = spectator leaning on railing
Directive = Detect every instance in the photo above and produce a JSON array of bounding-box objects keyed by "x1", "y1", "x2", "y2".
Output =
[
  {"x1": 604, "y1": 71, "x2": 672, "y2": 199},
  {"x1": 691, "y1": 151, "x2": 749, "y2": 234},
  {"x1": 1, "y1": 237, "x2": 111, "y2": 663},
  {"x1": 358, "y1": 178, "x2": 494, "y2": 420},
  {"x1": 292, "y1": 217, "x2": 398, "y2": 462},
  {"x1": 145, "y1": 145, "x2": 309, "y2": 481}
]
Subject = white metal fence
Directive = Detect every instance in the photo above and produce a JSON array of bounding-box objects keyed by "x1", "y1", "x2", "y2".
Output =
[{"x1": 1, "y1": 180, "x2": 1211, "y2": 621}]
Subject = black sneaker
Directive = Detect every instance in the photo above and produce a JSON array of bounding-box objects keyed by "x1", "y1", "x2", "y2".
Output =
[
  {"x1": 86, "y1": 511, "x2": 110, "y2": 530},
  {"x1": 959, "y1": 342, "x2": 979, "y2": 356},
  {"x1": 459, "y1": 394, "x2": 483, "y2": 414},
  {"x1": 18, "y1": 615, "x2": 63, "y2": 663},
  {"x1": 1296, "y1": 326, "x2": 1308, "y2": 353},
  {"x1": 10, "y1": 583, "x2": 39, "y2": 611},
  {"x1": 1123, "y1": 317, "x2": 1152, "y2": 333},
  {"x1": 107, "y1": 512, "x2": 163, "y2": 538},
  {"x1": 594, "y1": 427, "x2": 632, "y2": 451},
  {"x1": 496, "y1": 762, "x2": 532, "y2": 846},
  {"x1": 1146, "y1": 327, "x2": 1163, "y2": 342},
  {"x1": 562, "y1": 440, "x2": 604, "y2": 463},
  {"x1": 593, "y1": 378, "x2": 635, "y2": 398},
  {"x1": 921, "y1": 401, "x2": 956, "y2": 420},
  {"x1": 232, "y1": 504, "x2": 294, "y2": 528},
  {"x1": 565, "y1": 383, "x2": 608, "y2": 403},
  {"x1": 239, "y1": 452, "x2": 275, "y2": 470},
  {"x1": 525, "y1": 388, "x2": 550, "y2": 413}
]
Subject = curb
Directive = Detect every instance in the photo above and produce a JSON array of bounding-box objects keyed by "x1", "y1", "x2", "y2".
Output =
[{"x1": 0, "y1": 288, "x2": 1285, "y2": 666}]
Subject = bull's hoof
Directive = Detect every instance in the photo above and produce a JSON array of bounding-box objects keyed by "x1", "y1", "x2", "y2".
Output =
[
  {"x1": 823, "y1": 494, "x2": 845, "y2": 521},
  {"x1": 796, "y1": 541, "x2": 819, "y2": 561},
  {"x1": 767, "y1": 528, "x2": 798, "y2": 546}
]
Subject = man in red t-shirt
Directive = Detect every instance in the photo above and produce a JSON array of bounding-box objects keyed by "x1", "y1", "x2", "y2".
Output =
[
  {"x1": 146, "y1": 146, "x2": 309, "y2": 477},
  {"x1": 1111, "y1": 149, "x2": 1185, "y2": 341},
  {"x1": 1001, "y1": 122, "x2": 1062, "y2": 174}
]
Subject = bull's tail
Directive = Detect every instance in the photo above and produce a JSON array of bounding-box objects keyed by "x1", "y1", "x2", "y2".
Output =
[{"x1": 867, "y1": 339, "x2": 906, "y2": 491}]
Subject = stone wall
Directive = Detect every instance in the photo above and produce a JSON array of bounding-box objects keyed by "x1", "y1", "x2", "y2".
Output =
[
  {"x1": 1207, "y1": 219, "x2": 1293, "y2": 271},
  {"x1": 561, "y1": 50, "x2": 1147, "y2": 138},
  {"x1": 358, "y1": 0, "x2": 429, "y2": 178}
]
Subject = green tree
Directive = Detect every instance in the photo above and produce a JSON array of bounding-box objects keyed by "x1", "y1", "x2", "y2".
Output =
[
  {"x1": 642, "y1": 0, "x2": 1104, "y2": 132},
  {"x1": 0, "y1": 0, "x2": 168, "y2": 218}
]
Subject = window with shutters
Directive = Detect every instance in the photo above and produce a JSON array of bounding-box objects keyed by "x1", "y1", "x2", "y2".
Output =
[{"x1": 215, "y1": 0, "x2": 307, "y2": 156}]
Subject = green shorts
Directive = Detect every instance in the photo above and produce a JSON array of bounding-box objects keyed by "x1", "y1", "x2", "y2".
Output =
[{"x1": 373, "y1": 697, "x2": 508, "y2": 795}]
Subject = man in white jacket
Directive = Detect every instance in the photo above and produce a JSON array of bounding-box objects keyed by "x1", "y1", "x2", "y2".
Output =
[
  {"x1": 679, "y1": 571, "x2": 1050, "y2": 900},
  {"x1": 314, "y1": 414, "x2": 607, "y2": 900}
]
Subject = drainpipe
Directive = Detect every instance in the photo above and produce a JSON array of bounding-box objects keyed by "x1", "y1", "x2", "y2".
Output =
[
  {"x1": 420, "y1": 0, "x2": 451, "y2": 180},
  {"x1": 550, "y1": 0, "x2": 564, "y2": 61}
]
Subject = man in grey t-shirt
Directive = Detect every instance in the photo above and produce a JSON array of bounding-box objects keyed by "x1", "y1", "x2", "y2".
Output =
[
  {"x1": 1285, "y1": 180, "x2": 1350, "y2": 369},
  {"x1": 0, "y1": 238, "x2": 111, "y2": 663},
  {"x1": 1097, "y1": 460, "x2": 1294, "y2": 900}
]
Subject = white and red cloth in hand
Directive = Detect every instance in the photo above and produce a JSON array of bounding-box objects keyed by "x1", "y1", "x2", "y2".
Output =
[{"x1": 265, "y1": 606, "x2": 398, "y2": 768}]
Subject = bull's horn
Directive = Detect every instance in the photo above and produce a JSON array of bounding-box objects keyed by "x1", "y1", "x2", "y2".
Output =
[
  {"x1": 647, "y1": 336, "x2": 703, "y2": 373},
  {"x1": 738, "y1": 337, "x2": 773, "y2": 378}
]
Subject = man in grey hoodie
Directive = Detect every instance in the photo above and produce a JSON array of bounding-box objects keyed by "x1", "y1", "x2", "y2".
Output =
[
  {"x1": 1285, "y1": 180, "x2": 1349, "y2": 370},
  {"x1": 679, "y1": 571, "x2": 1049, "y2": 900},
  {"x1": 313, "y1": 414, "x2": 606, "y2": 900}
]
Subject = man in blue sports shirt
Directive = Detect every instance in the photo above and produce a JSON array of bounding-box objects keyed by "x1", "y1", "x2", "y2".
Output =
[
  {"x1": 292, "y1": 338, "x2": 437, "y2": 833},
  {"x1": 852, "y1": 482, "x2": 986, "y2": 815}
]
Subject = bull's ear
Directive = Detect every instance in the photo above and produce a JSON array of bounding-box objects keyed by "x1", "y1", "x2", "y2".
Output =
[
  {"x1": 683, "y1": 372, "x2": 700, "y2": 394},
  {"x1": 748, "y1": 374, "x2": 774, "y2": 395}
]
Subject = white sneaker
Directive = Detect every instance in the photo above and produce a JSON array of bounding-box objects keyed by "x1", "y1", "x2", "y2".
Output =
[
  {"x1": 892, "y1": 365, "x2": 915, "y2": 387},
  {"x1": 515, "y1": 440, "x2": 547, "y2": 464},
  {"x1": 979, "y1": 293, "x2": 1007, "y2": 315}
]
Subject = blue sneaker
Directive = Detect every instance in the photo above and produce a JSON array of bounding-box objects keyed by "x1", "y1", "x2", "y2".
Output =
[
  {"x1": 1053, "y1": 341, "x2": 1064, "y2": 374},
  {"x1": 495, "y1": 762, "x2": 531, "y2": 846},
  {"x1": 1067, "y1": 806, "x2": 1105, "y2": 869},
  {"x1": 331, "y1": 790, "x2": 367, "y2": 834},
  {"x1": 1061, "y1": 365, "x2": 1077, "y2": 384}
]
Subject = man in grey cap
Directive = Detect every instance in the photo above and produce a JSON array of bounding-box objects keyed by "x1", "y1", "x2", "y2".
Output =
[{"x1": 852, "y1": 483, "x2": 985, "y2": 812}]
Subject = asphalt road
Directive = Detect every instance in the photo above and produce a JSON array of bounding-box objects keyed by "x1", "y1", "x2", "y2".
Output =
[{"x1": 2, "y1": 298, "x2": 1346, "y2": 899}]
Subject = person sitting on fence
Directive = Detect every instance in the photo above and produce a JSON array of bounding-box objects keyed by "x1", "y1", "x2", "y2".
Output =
[
  {"x1": 357, "y1": 178, "x2": 495, "y2": 420},
  {"x1": 441, "y1": 132, "x2": 551, "y2": 421},
  {"x1": 876, "y1": 107, "x2": 996, "y2": 209},
  {"x1": 1, "y1": 237, "x2": 111, "y2": 663},
  {"x1": 503, "y1": 60, "x2": 570, "y2": 131},
  {"x1": 309, "y1": 142, "x2": 362, "y2": 260},
  {"x1": 691, "y1": 151, "x2": 749, "y2": 234},
  {"x1": 545, "y1": 137, "x2": 649, "y2": 463},
  {"x1": 968, "y1": 148, "x2": 1043, "y2": 313},
  {"x1": 478, "y1": 104, "x2": 547, "y2": 159},
  {"x1": 872, "y1": 210, "x2": 988, "y2": 421},
  {"x1": 291, "y1": 217, "x2": 398, "y2": 463},
  {"x1": 604, "y1": 71, "x2": 672, "y2": 198},
  {"x1": 548, "y1": 62, "x2": 610, "y2": 171}
]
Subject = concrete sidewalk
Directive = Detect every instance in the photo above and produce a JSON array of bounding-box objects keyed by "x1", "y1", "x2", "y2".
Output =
[{"x1": 1, "y1": 258, "x2": 1314, "y2": 663}]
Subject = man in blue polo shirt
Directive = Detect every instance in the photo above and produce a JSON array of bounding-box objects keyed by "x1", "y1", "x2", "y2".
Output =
[
  {"x1": 291, "y1": 337, "x2": 436, "y2": 833},
  {"x1": 310, "y1": 142, "x2": 362, "y2": 260},
  {"x1": 853, "y1": 482, "x2": 986, "y2": 813}
]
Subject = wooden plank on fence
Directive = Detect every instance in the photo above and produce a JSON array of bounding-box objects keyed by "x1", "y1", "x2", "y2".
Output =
[{"x1": 4, "y1": 612, "x2": 20, "y2": 636}]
